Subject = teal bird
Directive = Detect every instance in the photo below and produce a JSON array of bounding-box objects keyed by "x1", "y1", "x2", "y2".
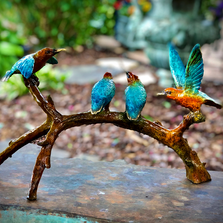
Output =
[
  {"x1": 90, "y1": 72, "x2": 116, "y2": 114},
  {"x1": 157, "y1": 43, "x2": 222, "y2": 111},
  {"x1": 2, "y1": 47, "x2": 66, "y2": 84},
  {"x1": 125, "y1": 72, "x2": 147, "y2": 120}
]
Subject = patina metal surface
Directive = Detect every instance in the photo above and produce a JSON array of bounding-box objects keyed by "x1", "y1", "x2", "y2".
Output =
[
  {"x1": 0, "y1": 79, "x2": 213, "y2": 201},
  {"x1": 0, "y1": 147, "x2": 223, "y2": 223}
]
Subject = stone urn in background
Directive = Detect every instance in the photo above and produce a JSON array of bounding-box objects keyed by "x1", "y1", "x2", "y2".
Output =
[{"x1": 115, "y1": 0, "x2": 221, "y2": 71}]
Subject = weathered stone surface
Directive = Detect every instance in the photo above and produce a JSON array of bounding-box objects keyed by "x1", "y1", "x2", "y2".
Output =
[
  {"x1": 0, "y1": 146, "x2": 223, "y2": 222},
  {"x1": 0, "y1": 141, "x2": 70, "y2": 159},
  {"x1": 0, "y1": 141, "x2": 10, "y2": 153},
  {"x1": 156, "y1": 68, "x2": 173, "y2": 87},
  {"x1": 94, "y1": 35, "x2": 121, "y2": 49},
  {"x1": 51, "y1": 148, "x2": 70, "y2": 159},
  {"x1": 202, "y1": 41, "x2": 223, "y2": 83},
  {"x1": 61, "y1": 65, "x2": 122, "y2": 84},
  {"x1": 203, "y1": 65, "x2": 223, "y2": 83},
  {"x1": 74, "y1": 153, "x2": 100, "y2": 162},
  {"x1": 96, "y1": 57, "x2": 139, "y2": 71},
  {"x1": 113, "y1": 71, "x2": 156, "y2": 86},
  {"x1": 125, "y1": 50, "x2": 150, "y2": 64}
]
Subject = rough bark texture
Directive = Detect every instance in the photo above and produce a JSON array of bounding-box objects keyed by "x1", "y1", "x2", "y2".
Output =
[{"x1": 0, "y1": 78, "x2": 211, "y2": 200}]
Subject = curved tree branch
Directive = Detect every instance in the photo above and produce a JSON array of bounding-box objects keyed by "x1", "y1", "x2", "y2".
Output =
[{"x1": 0, "y1": 78, "x2": 211, "y2": 201}]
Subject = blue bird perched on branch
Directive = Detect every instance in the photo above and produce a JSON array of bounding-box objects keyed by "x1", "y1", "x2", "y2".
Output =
[
  {"x1": 90, "y1": 72, "x2": 116, "y2": 114},
  {"x1": 2, "y1": 47, "x2": 66, "y2": 85},
  {"x1": 125, "y1": 72, "x2": 147, "y2": 120}
]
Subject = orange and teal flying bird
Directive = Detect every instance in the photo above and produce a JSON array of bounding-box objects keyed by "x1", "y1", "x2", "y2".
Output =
[
  {"x1": 2, "y1": 47, "x2": 66, "y2": 84},
  {"x1": 157, "y1": 43, "x2": 222, "y2": 112},
  {"x1": 125, "y1": 72, "x2": 147, "y2": 120},
  {"x1": 90, "y1": 72, "x2": 116, "y2": 114}
]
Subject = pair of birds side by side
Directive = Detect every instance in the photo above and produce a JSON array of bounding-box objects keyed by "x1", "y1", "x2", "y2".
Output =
[
  {"x1": 157, "y1": 43, "x2": 222, "y2": 115},
  {"x1": 2, "y1": 47, "x2": 66, "y2": 84},
  {"x1": 90, "y1": 71, "x2": 147, "y2": 121}
]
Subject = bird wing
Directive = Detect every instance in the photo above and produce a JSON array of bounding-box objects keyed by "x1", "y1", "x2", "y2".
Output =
[
  {"x1": 91, "y1": 78, "x2": 116, "y2": 114},
  {"x1": 168, "y1": 43, "x2": 185, "y2": 88},
  {"x1": 185, "y1": 44, "x2": 203, "y2": 93},
  {"x1": 91, "y1": 90, "x2": 105, "y2": 114},
  {"x1": 47, "y1": 57, "x2": 58, "y2": 64},
  {"x1": 104, "y1": 80, "x2": 116, "y2": 105},
  {"x1": 125, "y1": 84, "x2": 147, "y2": 120},
  {"x1": 16, "y1": 55, "x2": 35, "y2": 79}
]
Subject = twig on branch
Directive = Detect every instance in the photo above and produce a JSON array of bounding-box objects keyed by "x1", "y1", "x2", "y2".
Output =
[{"x1": 0, "y1": 78, "x2": 211, "y2": 201}]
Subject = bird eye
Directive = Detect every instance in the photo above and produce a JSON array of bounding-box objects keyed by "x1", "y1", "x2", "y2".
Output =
[
  {"x1": 46, "y1": 50, "x2": 51, "y2": 54},
  {"x1": 166, "y1": 91, "x2": 171, "y2": 95}
]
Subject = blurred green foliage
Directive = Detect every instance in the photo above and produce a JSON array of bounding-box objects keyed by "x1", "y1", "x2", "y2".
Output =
[
  {"x1": 201, "y1": 0, "x2": 219, "y2": 19},
  {"x1": 0, "y1": 76, "x2": 28, "y2": 101},
  {"x1": 0, "y1": 0, "x2": 116, "y2": 95},
  {"x1": 38, "y1": 66, "x2": 69, "y2": 93},
  {"x1": 7, "y1": 0, "x2": 116, "y2": 48},
  {"x1": 0, "y1": 2, "x2": 26, "y2": 78},
  {"x1": 0, "y1": 66, "x2": 68, "y2": 101}
]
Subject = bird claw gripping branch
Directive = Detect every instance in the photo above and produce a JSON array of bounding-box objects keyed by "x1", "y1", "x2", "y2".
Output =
[
  {"x1": 190, "y1": 111, "x2": 206, "y2": 123},
  {"x1": 29, "y1": 74, "x2": 40, "y2": 86},
  {"x1": 0, "y1": 44, "x2": 218, "y2": 200}
]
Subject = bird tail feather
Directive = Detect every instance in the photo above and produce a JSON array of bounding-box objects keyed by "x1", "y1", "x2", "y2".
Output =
[
  {"x1": 126, "y1": 111, "x2": 140, "y2": 121},
  {"x1": 90, "y1": 105, "x2": 103, "y2": 115},
  {"x1": 1, "y1": 71, "x2": 12, "y2": 82},
  {"x1": 204, "y1": 99, "x2": 222, "y2": 109},
  {"x1": 90, "y1": 109, "x2": 99, "y2": 115}
]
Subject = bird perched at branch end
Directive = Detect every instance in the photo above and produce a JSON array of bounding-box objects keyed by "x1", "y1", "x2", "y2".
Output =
[
  {"x1": 90, "y1": 72, "x2": 116, "y2": 114},
  {"x1": 125, "y1": 72, "x2": 147, "y2": 120},
  {"x1": 2, "y1": 47, "x2": 66, "y2": 85},
  {"x1": 157, "y1": 43, "x2": 222, "y2": 112}
]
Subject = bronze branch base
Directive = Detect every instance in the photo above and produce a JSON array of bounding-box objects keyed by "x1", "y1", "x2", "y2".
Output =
[{"x1": 0, "y1": 78, "x2": 211, "y2": 200}]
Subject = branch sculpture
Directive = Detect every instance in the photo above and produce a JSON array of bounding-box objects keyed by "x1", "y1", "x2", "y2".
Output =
[
  {"x1": 1, "y1": 43, "x2": 221, "y2": 201},
  {"x1": 0, "y1": 76, "x2": 212, "y2": 200}
]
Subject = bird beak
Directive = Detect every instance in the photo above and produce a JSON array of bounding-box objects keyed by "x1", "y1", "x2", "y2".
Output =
[
  {"x1": 157, "y1": 92, "x2": 166, "y2": 96},
  {"x1": 54, "y1": 48, "x2": 66, "y2": 54},
  {"x1": 126, "y1": 72, "x2": 130, "y2": 79}
]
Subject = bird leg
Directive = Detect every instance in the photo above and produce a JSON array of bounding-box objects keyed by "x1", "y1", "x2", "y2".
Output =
[
  {"x1": 104, "y1": 102, "x2": 110, "y2": 112},
  {"x1": 189, "y1": 110, "x2": 206, "y2": 123},
  {"x1": 193, "y1": 110, "x2": 206, "y2": 123},
  {"x1": 29, "y1": 74, "x2": 40, "y2": 86}
]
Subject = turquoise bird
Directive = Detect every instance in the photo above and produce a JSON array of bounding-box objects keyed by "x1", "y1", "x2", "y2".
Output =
[
  {"x1": 125, "y1": 72, "x2": 147, "y2": 120},
  {"x1": 2, "y1": 47, "x2": 66, "y2": 84},
  {"x1": 157, "y1": 43, "x2": 222, "y2": 112},
  {"x1": 90, "y1": 72, "x2": 116, "y2": 114}
]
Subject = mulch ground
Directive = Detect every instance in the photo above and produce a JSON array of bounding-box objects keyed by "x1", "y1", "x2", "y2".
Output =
[{"x1": 0, "y1": 47, "x2": 223, "y2": 171}]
